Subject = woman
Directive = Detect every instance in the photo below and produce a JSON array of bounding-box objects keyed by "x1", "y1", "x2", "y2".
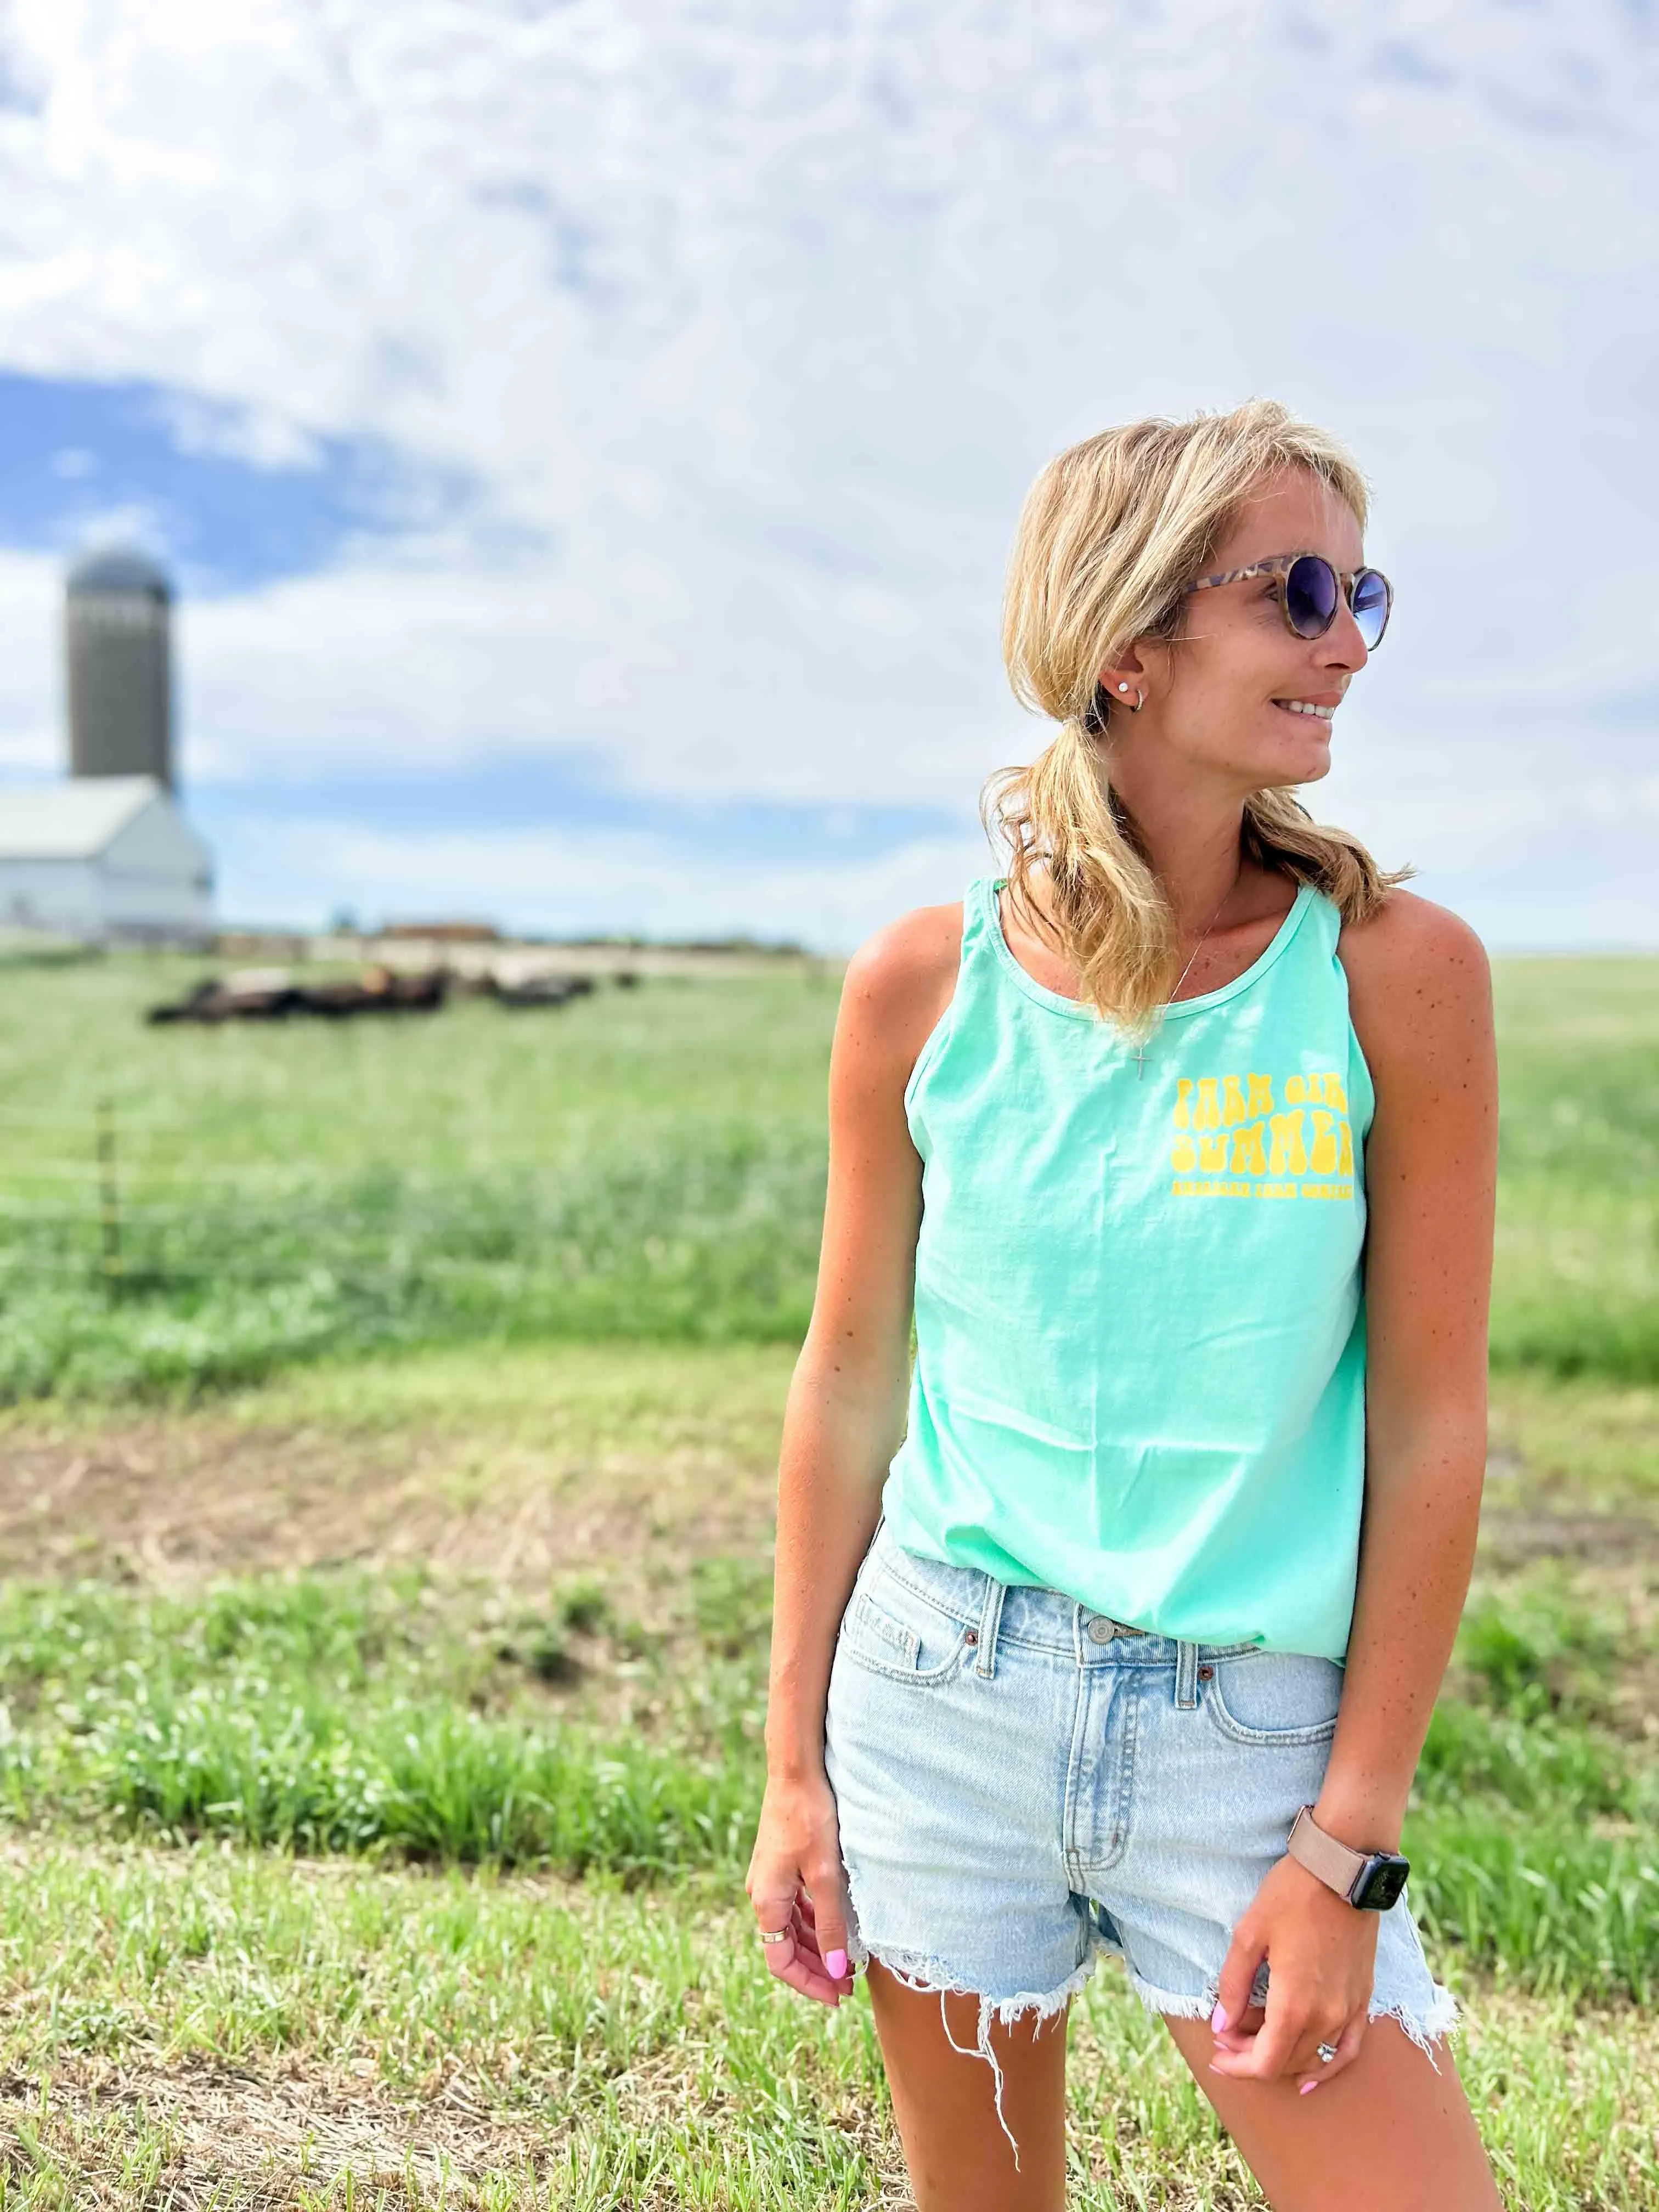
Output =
[{"x1": 746, "y1": 399, "x2": 1501, "y2": 2210}]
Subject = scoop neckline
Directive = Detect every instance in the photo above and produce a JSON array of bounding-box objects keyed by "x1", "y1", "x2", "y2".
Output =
[{"x1": 984, "y1": 876, "x2": 1317, "y2": 1024}]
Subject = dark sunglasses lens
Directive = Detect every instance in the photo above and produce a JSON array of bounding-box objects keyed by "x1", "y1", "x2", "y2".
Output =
[
  {"x1": 1351, "y1": 569, "x2": 1390, "y2": 648},
  {"x1": 1284, "y1": 555, "x2": 1339, "y2": 637}
]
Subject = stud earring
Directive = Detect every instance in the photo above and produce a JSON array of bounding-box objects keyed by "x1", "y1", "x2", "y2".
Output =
[{"x1": 1117, "y1": 682, "x2": 1130, "y2": 693}]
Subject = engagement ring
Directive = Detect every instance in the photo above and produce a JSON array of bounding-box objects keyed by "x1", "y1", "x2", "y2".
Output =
[{"x1": 1316, "y1": 2042, "x2": 1338, "y2": 2064}]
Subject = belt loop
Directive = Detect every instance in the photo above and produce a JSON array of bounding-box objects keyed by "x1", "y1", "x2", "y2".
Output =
[
  {"x1": 1175, "y1": 1639, "x2": 1199, "y2": 1709},
  {"x1": 975, "y1": 1572, "x2": 1006, "y2": 1679}
]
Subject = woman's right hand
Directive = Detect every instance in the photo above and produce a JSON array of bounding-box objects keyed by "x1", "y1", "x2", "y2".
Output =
[{"x1": 746, "y1": 1768, "x2": 857, "y2": 2006}]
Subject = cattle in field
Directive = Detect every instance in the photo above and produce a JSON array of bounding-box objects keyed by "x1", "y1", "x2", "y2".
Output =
[
  {"x1": 146, "y1": 966, "x2": 450, "y2": 1024},
  {"x1": 144, "y1": 961, "x2": 613, "y2": 1024}
]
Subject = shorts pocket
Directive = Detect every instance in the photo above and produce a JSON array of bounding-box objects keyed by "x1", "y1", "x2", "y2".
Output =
[
  {"x1": 1204, "y1": 1650, "x2": 1344, "y2": 1747},
  {"x1": 836, "y1": 1567, "x2": 973, "y2": 1687}
]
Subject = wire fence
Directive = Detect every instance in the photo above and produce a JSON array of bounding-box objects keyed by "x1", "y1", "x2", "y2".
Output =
[
  {"x1": 0, "y1": 1100, "x2": 565, "y2": 1291},
  {"x1": 0, "y1": 1101, "x2": 828, "y2": 1302}
]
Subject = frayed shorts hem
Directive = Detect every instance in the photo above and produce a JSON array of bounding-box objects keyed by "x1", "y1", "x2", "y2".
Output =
[
  {"x1": 845, "y1": 1925, "x2": 1113, "y2": 2172},
  {"x1": 847, "y1": 1920, "x2": 1463, "y2": 2176},
  {"x1": 1125, "y1": 1967, "x2": 1463, "y2": 2070}
]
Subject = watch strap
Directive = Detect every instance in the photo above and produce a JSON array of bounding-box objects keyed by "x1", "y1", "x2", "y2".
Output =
[{"x1": 1286, "y1": 1804, "x2": 1369, "y2": 1901}]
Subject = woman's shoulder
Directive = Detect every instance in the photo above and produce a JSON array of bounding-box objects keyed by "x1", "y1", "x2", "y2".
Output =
[
  {"x1": 1334, "y1": 885, "x2": 1494, "y2": 1087},
  {"x1": 838, "y1": 899, "x2": 968, "y2": 1078}
]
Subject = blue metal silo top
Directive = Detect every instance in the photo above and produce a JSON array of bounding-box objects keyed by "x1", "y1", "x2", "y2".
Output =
[{"x1": 66, "y1": 548, "x2": 172, "y2": 599}]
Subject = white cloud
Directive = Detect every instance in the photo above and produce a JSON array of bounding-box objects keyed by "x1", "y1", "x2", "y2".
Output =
[
  {"x1": 223, "y1": 815, "x2": 996, "y2": 952},
  {"x1": 0, "y1": 1, "x2": 1652, "y2": 940},
  {"x1": 0, "y1": 550, "x2": 60, "y2": 772},
  {"x1": 217, "y1": 752, "x2": 1658, "y2": 952}
]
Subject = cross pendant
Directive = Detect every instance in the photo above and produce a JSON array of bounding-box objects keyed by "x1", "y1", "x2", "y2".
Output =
[{"x1": 1133, "y1": 1041, "x2": 1147, "y2": 1080}]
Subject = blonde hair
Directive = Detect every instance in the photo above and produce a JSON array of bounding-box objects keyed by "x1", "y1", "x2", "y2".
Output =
[{"x1": 984, "y1": 397, "x2": 1414, "y2": 1035}]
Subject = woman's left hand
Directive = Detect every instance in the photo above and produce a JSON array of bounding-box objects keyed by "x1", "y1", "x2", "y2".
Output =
[{"x1": 1206, "y1": 1853, "x2": 1380, "y2": 2094}]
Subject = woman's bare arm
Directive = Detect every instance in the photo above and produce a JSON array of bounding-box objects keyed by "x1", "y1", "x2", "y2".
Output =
[
  {"x1": 746, "y1": 900, "x2": 962, "y2": 2002},
  {"x1": 1211, "y1": 889, "x2": 1499, "y2": 2088},
  {"x1": 1313, "y1": 891, "x2": 1499, "y2": 1849}
]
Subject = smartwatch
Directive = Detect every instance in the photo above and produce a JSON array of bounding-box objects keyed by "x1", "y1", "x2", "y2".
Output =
[{"x1": 1286, "y1": 1804, "x2": 1410, "y2": 1911}]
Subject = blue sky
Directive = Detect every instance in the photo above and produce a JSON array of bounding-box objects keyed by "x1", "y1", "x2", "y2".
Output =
[
  {"x1": 0, "y1": 1, "x2": 1652, "y2": 950},
  {"x1": 0, "y1": 369, "x2": 475, "y2": 591}
]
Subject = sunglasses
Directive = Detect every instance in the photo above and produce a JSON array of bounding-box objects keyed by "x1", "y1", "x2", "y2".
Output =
[{"x1": 1186, "y1": 552, "x2": 1393, "y2": 650}]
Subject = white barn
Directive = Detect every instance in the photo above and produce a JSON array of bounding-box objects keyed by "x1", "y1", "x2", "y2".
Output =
[{"x1": 0, "y1": 776, "x2": 214, "y2": 945}]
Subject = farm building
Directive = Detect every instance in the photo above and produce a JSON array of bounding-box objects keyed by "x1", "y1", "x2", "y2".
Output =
[
  {"x1": 0, "y1": 545, "x2": 216, "y2": 945},
  {"x1": 0, "y1": 775, "x2": 214, "y2": 944}
]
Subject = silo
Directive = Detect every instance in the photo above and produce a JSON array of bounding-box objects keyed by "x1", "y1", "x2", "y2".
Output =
[{"x1": 64, "y1": 549, "x2": 174, "y2": 789}]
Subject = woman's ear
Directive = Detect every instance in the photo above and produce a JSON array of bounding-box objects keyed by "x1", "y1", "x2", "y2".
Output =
[{"x1": 1096, "y1": 647, "x2": 1148, "y2": 701}]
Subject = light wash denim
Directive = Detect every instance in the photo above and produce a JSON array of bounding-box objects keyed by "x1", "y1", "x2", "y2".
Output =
[{"x1": 823, "y1": 1516, "x2": 1458, "y2": 2168}]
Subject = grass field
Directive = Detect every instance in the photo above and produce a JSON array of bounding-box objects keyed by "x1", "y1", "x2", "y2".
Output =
[
  {"x1": 0, "y1": 950, "x2": 1655, "y2": 2203},
  {"x1": 0, "y1": 1343, "x2": 1654, "y2": 2205},
  {"x1": 0, "y1": 954, "x2": 838, "y2": 1400},
  {"x1": 0, "y1": 943, "x2": 1652, "y2": 1398}
]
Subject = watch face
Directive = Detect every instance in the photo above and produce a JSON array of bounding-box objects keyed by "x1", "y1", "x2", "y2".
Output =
[{"x1": 1352, "y1": 1856, "x2": 1410, "y2": 1911}]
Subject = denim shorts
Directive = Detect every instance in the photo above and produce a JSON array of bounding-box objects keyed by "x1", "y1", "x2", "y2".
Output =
[{"x1": 823, "y1": 1517, "x2": 1458, "y2": 2166}]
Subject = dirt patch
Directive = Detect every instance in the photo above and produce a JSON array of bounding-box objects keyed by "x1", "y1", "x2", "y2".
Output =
[
  {"x1": 0, "y1": 2047, "x2": 909, "y2": 2211},
  {"x1": 0, "y1": 2056, "x2": 555, "y2": 2206},
  {"x1": 1483, "y1": 1378, "x2": 1659, "y2": 1519},
  {"x1": 4, "y1": 1411, "x2": 1655, "y2": 1603},
  {"x1": 1476, "y1": 1504, "x2": 1659, "y2": 1570},
  {"x1": 0, "y1": 1417, "x2": 780, "y2": 1598}
]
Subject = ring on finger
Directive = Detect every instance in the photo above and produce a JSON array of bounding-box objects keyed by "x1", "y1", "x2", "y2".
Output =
[
  {"x1": 1315, "y1": 2041, "x2": 1338, "y2": 2064},
  {"x1": 758, "y1": 1928, "x2": 791, "y2": 1945}
]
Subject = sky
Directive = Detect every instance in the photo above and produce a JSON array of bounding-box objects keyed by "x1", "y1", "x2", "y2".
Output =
[{"x1": 0, "y1": 1, "x2": 1652, "y2": 951}]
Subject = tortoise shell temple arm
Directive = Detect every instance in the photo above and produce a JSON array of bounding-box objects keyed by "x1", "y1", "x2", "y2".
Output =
[{"x1": 1188, "y1": 558, "x2": 1294, "y2": 594}]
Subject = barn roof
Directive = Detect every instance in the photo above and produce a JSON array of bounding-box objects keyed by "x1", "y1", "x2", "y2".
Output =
[{"x1": 0, "y1": 777, "x2": 170, "y2": 859}]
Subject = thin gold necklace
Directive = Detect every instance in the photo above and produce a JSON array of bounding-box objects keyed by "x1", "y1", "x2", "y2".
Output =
[{"x1": 1131, "y1": 873, "x2": 1240, "y2": 1080}]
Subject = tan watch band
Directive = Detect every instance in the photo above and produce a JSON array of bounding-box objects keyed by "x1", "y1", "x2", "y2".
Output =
[{"x1": 1285, "y1": 1804, "x2": 1370, "y2": 1902}]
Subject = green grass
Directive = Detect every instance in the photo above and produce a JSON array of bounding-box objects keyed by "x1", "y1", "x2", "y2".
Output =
[
  {"x1": 0, "y1": 1568, "x2": 768, "y2": 1878},
  {"x1": 0, "y1": 1838, "x2": 1655, "y2": 2209},
  {"x1": 0, "y1": 939, "x2": 1654, "y2": 2200},
  {"x1": 0, "y1": 1552, "x2": 1654, "y2": 2006},
  {"x1": 1488, "y1": 956, "x2": 1659, "y2": 1383},
  {"x1": 0, "y1": 943, "x2": 1654, "y2": 1400},
  {"x1": 1404, "y1": 1565, "x2": 1659, "y2": 2004},
  {"x1": 0, "y1": 954, "x2": 838, "y2": 1400},
  {"x1": 0, "y1": 1342, "x2": 1654, "y2": 2203}
]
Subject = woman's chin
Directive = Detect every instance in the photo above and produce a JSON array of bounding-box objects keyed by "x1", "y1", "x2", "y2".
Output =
[
  {"x1": 1242, "y1": 736, "x2": 1331, "y2": 789},
  {"x1": 1262, "y1": 717, "x2": 1333, "y2": 768}
]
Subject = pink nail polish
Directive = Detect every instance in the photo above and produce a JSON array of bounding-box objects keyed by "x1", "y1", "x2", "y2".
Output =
[
  {"x1": 826, "y1": 1948, "x2": 848, "y2": 1979},
  {"x1": 1300, "y1": 2080, "x2": 1319, "y2": 2095},
  {"x1": 1210, "y1": 2002, "x2": 1229, "y2": 2033}
]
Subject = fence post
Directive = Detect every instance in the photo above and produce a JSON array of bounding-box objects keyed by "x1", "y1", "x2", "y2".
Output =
[{"x1": 95, "y1": 1096, "x2": 122, "y2": 1290}]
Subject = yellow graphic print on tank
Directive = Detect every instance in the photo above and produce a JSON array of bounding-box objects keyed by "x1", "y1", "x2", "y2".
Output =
[
  {"x1": 1170, "y1": 1069, "x2": 1354, "y2": 1199},
  {"x1": 879, "y1": 873, "x2": 1379, "y2": 1662}
]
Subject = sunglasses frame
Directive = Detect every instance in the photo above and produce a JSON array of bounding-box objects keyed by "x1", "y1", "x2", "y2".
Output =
[{"x1": 1185, "y1": 552, "x2": 1393, "y2": 648}]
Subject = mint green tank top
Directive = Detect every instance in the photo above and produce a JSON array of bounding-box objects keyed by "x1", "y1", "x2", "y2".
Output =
[{"x1": 879, "y1": 873, "x2": 1376, "y2": 1661}]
